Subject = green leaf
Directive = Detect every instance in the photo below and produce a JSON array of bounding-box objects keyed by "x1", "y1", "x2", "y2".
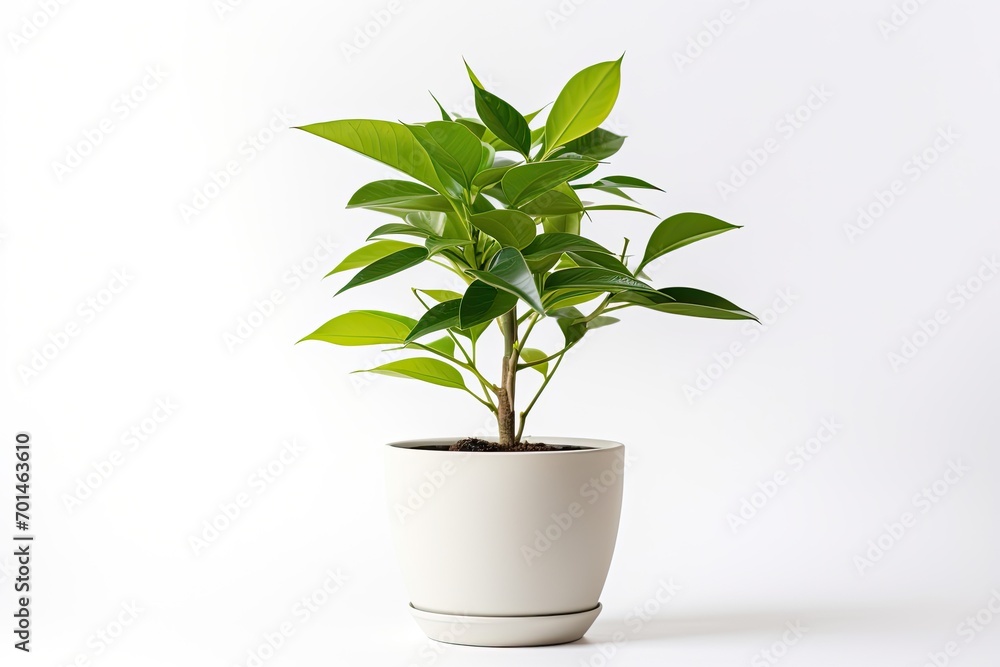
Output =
[
  {"x1": 347, "y1": 180, "x2": 439, "y2": 209},
  {"x1": 522, "y1": 233, "x2": 615, "y2": 271},
  {"x1": 565, "y1": 250, "x2": 632, "y2": 275},
  {"x1": 297, "y1": 119, "x2": 445, "y2": 193},
  {"x1": 416, "y1": 289, "x2": 463, "y2": 303},
  {"x1": 472, "y1": 159, "x2": 521, "y2": 190},
  {"x1": 583, "y1": 185, "x2": 636, "y2": 202},
  {"x1": 471, "y1": 192, "x2": 498, "y2": 213},
  {"x1": 425, "y1": 237, "x2": 471, "y2": 257},
  {"x1": 501, "y1": 159, "x2": 597, "y2": 207},
  {"x1": 614, "y1": 287, "x2": 757, "y2": 321},
  {"x1": 474, "y1": 86, "x2": 531, "y2": 157},
  {"x1": 584, "y1": 204, "x2": 656, "y2": 216},
  {"x1": 555, "y1": 128, "x2": 625, "y2": 160},
  {"x1": 363, "y1": 196, "x2": 454, "y2": 217},
  {"x1": 530, "y1": 126, "x2": 546, "y2": 149},
  {"x1": 549, "y1": 307, "x2": 588, "y2": 346},
  {"x1": 405, "y1": 121, "x2": 484, "y2": 193},
  {"x1": 519, "y1": 184, "x2": 585, "y2": 215},
  {"x1": 588, "y1": 315, "x2": 620, "y2": 329},
  {"x1": 404, "y1": 211, "x2": 470, "y2": 240},
  {"x1": 524, "y1": 106, "x2": 547, "y2": 124},
  {"x1": 463, "y1": 57, "x2": 485, "y2": 89},
  {"x1": 638, "y1": 213, "x2": 741, "y2": 272},
  {"x1": 367, "y1": 223, "x2": 433, "y2": 241},
  {"x1": 325, "y1": 240, "x2": 418, "y2": 276},
  {"x1": 459, "y1": 280, "x2": 517, "y2": 329},
  {"x1": 544, "y1": 57, "x2": 623, "y2": 155},
  {"x1": 429, "y1": 92, "x2": 452, "y2": 121},
  {"x1": 544, "y1": 267, "x2": 657, "y2": 295},
  {"x1": 336, "y1": 246, "x2": 429, "y2": 295},
  {"x1": 424, "y1": 336, "x2": 455, "y2": 356},
  {"x1": 479, "y1": 141, "x2": 496, "y2": 171},
  {"x1": 454, "y1": 117, "x2": 487, "y2": 139},
  {"x1": 541, "y1": 211, "x2": 582, "y2": 236},
  {"x1": 469, "y1": 209, "x2": 536, "y2": 249},
  {"x1": 519, "y1": 347, "x2": 549, "y2": 375},
  {"x1": 357, "y1": 357, "x2": 467, "y2": 390},
  {"x1": 406, "y1": 299, "x2": 462, "y2": 341},
  {"x1": 576, "y1": 175, "x2": 663, "y2": 192},
  {"x1": 299, "y1": 310, "x2": 416, "y2": 346},
  {"x1": 548, "y1": 306, "x2": 618, "y2": 344},
  {"x1": 468, "y1": 248, "x2": 545, "y2": 313},
  {"x1": 543, "y1": 289, "x2": 602, "y2": 310}
]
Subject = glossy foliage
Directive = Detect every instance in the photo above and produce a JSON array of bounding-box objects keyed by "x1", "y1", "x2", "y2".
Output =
[{"x1": 295, "y1": 57, "x2": 756, "y2": 439}]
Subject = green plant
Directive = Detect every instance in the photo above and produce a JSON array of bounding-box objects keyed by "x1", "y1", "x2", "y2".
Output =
[{"x1": 296, "y1": 56, "x2": 756, "y2": 447}]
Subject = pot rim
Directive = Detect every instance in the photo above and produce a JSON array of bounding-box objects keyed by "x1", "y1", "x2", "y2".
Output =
[{"x1": 386, "y1": 436, "x2": 623, "y2": 453}]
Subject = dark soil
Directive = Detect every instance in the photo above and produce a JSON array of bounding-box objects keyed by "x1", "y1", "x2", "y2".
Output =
[{"x1": 444, "y1": 437, "x2": 590, "y2": 452}]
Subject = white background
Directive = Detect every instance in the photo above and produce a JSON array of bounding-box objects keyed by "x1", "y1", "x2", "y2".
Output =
[{"x1": 2, "y1": 0, "x2": 1000, "y2": 665}]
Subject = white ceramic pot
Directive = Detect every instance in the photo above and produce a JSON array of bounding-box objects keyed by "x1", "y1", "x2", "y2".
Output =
[{"x1": 384, "y1": 436, "x2": 625, "y2": 647}]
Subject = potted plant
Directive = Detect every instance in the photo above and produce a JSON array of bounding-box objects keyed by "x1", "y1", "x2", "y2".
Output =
[{"x1": 295, "y1": 56, "x2": 756, "y2": 647}]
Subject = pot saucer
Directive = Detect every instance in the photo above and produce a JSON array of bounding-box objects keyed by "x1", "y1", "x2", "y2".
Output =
[{"x1": 408, "y1": 602, "x2": 602, "y2": 647}]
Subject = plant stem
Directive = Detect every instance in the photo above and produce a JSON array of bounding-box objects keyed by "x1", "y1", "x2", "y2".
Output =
[
  {"x1": 516, "y1": 347, "x2": 569, "y2": 443},
  {"x1": 582, "y1": 293, "x2": 615, "y2": 323},
  {"x1": 496, "y1": 306, "x2": 518, "y2": 447},
  {"x1": 518, "y1": 312, "x2": 540, "y2": 350},
  {"x1": 450, "y1": 331, "x2": 497, "y2": 410}
]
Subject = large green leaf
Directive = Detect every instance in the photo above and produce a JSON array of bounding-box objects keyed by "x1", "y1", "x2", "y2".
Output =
[
  {"x1": 519, "y1": 184, "x2": 585, "y2": 215},
  {"x1": 425, "y1": 237, "x2": 471, "y2": 257},
  {"x1": 459, "y1": 280, "x2": 517, "y2": 329},
  {"x1": 555, "y1": 128, "x2": 625, "y2": 160},
  {"x1": 501, "y1": 159, "x2": 597, "y2": 207},
  {"x1": 325, "y1": 240, "x2": 418, "y2": 276},
  {"x1": 357, "y1": 358, "x2": 467, "y2": 390},
  {"x1": 544, "y1": 267, "x2": 657, "y2": 295},
  {"x1": 468, "y1": 248, "x2": 545, "y2": 313},
  {"x1": 472, "y1": 159, "x2": 521, "y2": 190},
  {"x1": 454, "y1": 117, "x2": 487, "y2": 139},
  {"x1": 405, "y1": 299, "x2": 461, "y2": 341},
  {"x1": 347, "y1": 180, "x2": 439, "y2": 209},
  {"x1": 364, "y1": 196, "x2": 454, "y2": 216},
  {"x1": 423, "y1": 336, "x2": 455, "y2": 356},
  {"x1": 298, "y1": 310, "x2": 416, "y2": 346},
  {"x1": 469, "y1": 209, "x2": 536, "y2": 249},
  {"x1": 336, "y1": 246, "x2": 429, "y2": 295},
  {"x1": 474, "y1": 86, "x2": 531, "y2": 158},
  {"x1": 416, "y1": 289, "x2": 463, "y2": 303},
  {"x1": 584, "y1": 204, "x2": 656, "y2": 216},
  {"x1": 544, "y1": 57, "x2": 623, "y2": 156},
  {"x1": 405, "y1": 211, "x2": 470, "y2": 240},
  {"x1": 638, "y1": 213, "x2": 741, "y2": 272},
  {"x1": 543, "y1": 289, "x2": 602, "y2": 310},
  {"x1": 367, "y1": 223, "x2": 433, "y2": 240},
  {"x1": 522, "y1": 233, "x2": 614, "y2": 263},
  {"x1": 297, "y1": 120, "x2": 445, "y2": 192},
  {"x1": 565, "y1": 250, "x2": 632, "y2": 275},
  {"x1": 613, "y1": 287, "x2": 757, "y2": 321},
  {"x1": 406, "y1": 121, "x2": 483, "y2": 193},
  {"x1": 576, "y1": 175, "x2": 663, "y2": 192}
]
